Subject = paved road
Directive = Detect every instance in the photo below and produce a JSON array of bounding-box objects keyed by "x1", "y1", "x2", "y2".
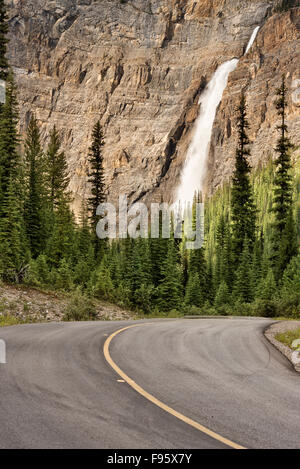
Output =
[{"x1": 0, "y1": 318, "x2": 299, "y2": 449}]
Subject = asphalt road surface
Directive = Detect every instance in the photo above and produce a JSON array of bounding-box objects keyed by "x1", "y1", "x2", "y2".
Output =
[{"x1": 0, "y1": 318, "x2": 299, "y2": 449}]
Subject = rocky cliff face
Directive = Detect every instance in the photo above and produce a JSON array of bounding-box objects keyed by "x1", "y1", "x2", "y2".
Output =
[
  {"x1": 6, "y1": 0, "x2": 300, "y2": 211},
  {"x1": 206, "y1": 6, "x2": 300, "y2": 195}
]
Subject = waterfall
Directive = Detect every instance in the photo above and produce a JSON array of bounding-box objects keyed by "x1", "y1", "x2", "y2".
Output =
[
  {"x1": 244, "y1": 26, "x2": 260, "y2": 55},
  {"x1": 175, "y1": 59, "x2": 238, "y2": 207},
  {"x1": 175, "y1": 27, "x2": 260, "y2": 207}
]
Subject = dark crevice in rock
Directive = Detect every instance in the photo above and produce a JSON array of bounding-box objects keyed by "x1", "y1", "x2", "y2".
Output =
[
  {"x1": 160, "y1": 121, "x2": 186, "y2": 180},
  {"x1": 111, "y1": 62, "x2": 124, "y2": 94},
  {"x1": 78, "y1": 69, "x2": 87, "y2": 83},
  {"x1": 132, "y1": 190, "x2": 147, "y2": 204},
  {"x1": 161, "y1": 16, "x2": 176, "y2": 48},
  {"x1": 161, "y1": 3, "x2": 186, "y2": 48},
  {"x1": 226, "y1": 119, "x2": 232, "y2": 139}
]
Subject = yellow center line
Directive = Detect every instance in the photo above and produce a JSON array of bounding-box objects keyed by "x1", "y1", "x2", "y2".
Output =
[{"x1": 103, "y1": 323, "x2": 246, "y2": 450}]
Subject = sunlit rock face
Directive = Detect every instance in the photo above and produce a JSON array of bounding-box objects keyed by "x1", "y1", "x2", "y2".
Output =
[
  {"x1": 206, "y1": 7, "x2": 300, "y2": 196},
  {"x1": 7, "y1": 0, "x2": 299, "y2": 212}
]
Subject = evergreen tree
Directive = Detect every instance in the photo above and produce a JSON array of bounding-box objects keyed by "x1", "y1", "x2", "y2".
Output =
[
  {"x1": 119, "y1": 237, "x2": 134, "y2": 286},
  {"x1": 126, "y1": 238, "x2": 154, "y2": 311},
  {"x1": 45, "y1": 125, "x2": 70, "y2": 210},
  {"x1": 256, "y1": 269, "x2": 277, "y2": 301},
  {"x1": 206, "y1": 259, "x2": 215, "y2": 305},
  {"x1": 0, "y1": 176, "x2": 28, "y2": 282},
  {"x1": 215, "y1": 214, "x2": 234, "y2": 290},
  {"x1": 271, "y1": 76, "x2": 297, "y2": 279},
  {"x1": 45, "y1": 199, "x2": 76, "y2": 268},
  {"x1": 214, "y1": 281, "x2": 231, "y2": 308},
  {"x1": 249, "y1": 231, "x2": 265, "y2": 296},
  {"x1": 157, "y1": 240, "x2": 183, "y2": 311},
  {"x1": 76, "y1": 202, "x2": 94, "y2": 260},
  {"x1": 0, "y1": 72, "x2": 19, "y2": 209},
  {"x1": 93, "y1": 258, "x2": 114, "y2": 301},
  {"x1": 185, "y1": 273, "x2": 204, "y2": 308},
  {"x1": 149, "y1": 207, "x2": 169, "y2": 288},
  {"x1": 276, "y1": 210, "x2": 298, "y2": 280},
  {"x1": 281, "y1": 254, "x2": 300, "y2": 300},
  {"x1": 24, "y1": 116, "x2": 46, "y2": 258},
  {"x1": 0, "y1": 0, "x2": 8, "y2": 82},
  {"x1": 87, "y1": 120, "x2": 106, "y2": 258},
  {"x1": 233, "y1": 239, "x2": 255, "y2": 303},
  {"x1": 133, "y1": 238, "x2": 153, "y2": 287},
  {"x1": 187, "y1": 247, "x2": 208, "y2": 303},
  {"x1": 107, "y1": 240, "x2": 122, "y2": 288},
  {"x1": 231, "y1": 93, "x2": 256, "y2": 262},
  {"x1": 25, "y1": 254, "x2": 50, "y2": 287},
  {"x1": 182, "y1": 249, "x2": 189, "y2": 290},
  {"x1": 55, "y1": 258, "x2": 74, "y2": 291},
  {"x1": 132, "y1": 238, "x2": 154, "y2": 313},
  {"x1": 43, "y1": 127, "x2": 79, "y2": 270},
  {"x1": 73, "y1": 203, "x2": 95, "y2": 286}
]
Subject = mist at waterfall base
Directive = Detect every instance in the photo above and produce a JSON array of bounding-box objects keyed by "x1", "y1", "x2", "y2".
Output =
[{"x1": 175, "y1": 27, "x2": 260, "y2": 209}]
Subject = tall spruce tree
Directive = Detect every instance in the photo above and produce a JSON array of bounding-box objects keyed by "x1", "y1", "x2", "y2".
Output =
[
  {"x1": 149, "y1": 206, "x2": 169, "y2": 288},
  {"x1": 87, "y1": 120, "x2": 106, "y2": 258},
  {"x1": 231, "y1": 93, "x2": 256, "y2": 262},
  {"x1": 24, "y1": 116, "x2": 46, "y2": 258},
  {"x1": 73, "y1": 203, "x2": 95, "y2": 286},
  {"x1": 188, "y1": 247, "x2": 208, "y2": 302},
  {"x1": 233, "y1": 239, "x2": 254, "y2": 303},
  {"x1": 46, "y1": 126, "x2": 70, "y2": 210},
  {"x1": 129, "y1": 238, "x2": 154, "y2": 312},
  {"x1": 0, "y1": 0, "x2": 8, "y2": 82},
  {"x1": 214, "y1": 281, "x2": 231, "y2": 308},
  {"x1": 46, "y1": 199, "x2": 76, "y2": 268},
  {"x1": 185, "y1": 273, "x2": 204, "y2": 308},
  {"x1": 0, "y1": 72, "x2": 19, "y2": 209},
  {"x1": 215, "y1": 213, "x2": 234, "y2": 290},
  {"x1": 271, "y1": 76, "x2": 297, "y2": 279},
  {"x1": 256, "y1": 269, "x2": 277, "y2": 301},
  {"x1": 0, "y1": 176, "x2": 28, "y2": 282},
  {"x1": 281, "y1": 254, "x2": 300, "y2": 302},
  {"x1": 157, "y1": 239, "x2": 183, "y2": 312},
  {"x1": 42, "y1": 125, "x2": 77, "y2": 270},
  {"x1": 107, "y1": 240, "x2": 122, "y2": 288}
]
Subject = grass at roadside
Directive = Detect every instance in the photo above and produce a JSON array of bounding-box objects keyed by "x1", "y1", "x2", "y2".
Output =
[
  {"x1": 275, "y1": 327, "x2": 300, "y2": 348},
  {"x1": 0, "y1": 314, "x2": 36, "y2": 327},
  {"x1": 135, "y1": 309, "x2": 184, "y2": 320}
]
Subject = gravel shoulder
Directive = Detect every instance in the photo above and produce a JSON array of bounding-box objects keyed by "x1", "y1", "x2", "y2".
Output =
[{"x1": 265, "y1": 321, "x2": 300, "y2": 373}]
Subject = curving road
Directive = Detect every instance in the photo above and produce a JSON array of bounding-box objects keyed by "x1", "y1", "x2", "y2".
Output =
[{"x1": 0, "y1": 318, "x2": 299, "y2": 449}]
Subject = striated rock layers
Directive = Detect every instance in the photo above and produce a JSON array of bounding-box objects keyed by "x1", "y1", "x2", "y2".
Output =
[
  {"x1": 206, "y1": 6, "x2": 300, "y2": 195},
  {"x1": 7, "y1": 0, "x2": 300, "y2": 212}
]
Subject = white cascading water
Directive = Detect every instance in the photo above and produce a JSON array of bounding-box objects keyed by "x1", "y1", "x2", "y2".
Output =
[
  {"x1": 245, "y1": 26, "x2": 260, "y2": 55},
  {"x1": 175, "y1": 27, "x2": 260, "y2": 207}
]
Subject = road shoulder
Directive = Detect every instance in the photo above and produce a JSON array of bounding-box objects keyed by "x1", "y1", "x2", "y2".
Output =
[{"x1": 265, "y1": 320, "x2": 300, "y2": 373}]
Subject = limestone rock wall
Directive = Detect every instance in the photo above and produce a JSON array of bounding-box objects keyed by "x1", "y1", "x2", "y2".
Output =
[
  {"x1": 7, "y1": 0, "x2": 298, "y2": 211},
  {"x1": 206, "y1": 7, "x2": 300, "y2": 195}
]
